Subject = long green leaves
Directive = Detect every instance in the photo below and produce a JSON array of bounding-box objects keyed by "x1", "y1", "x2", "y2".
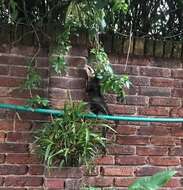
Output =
[
  {"x1": 82, "y1": 170, "x2": 176, "y2": 190},
  {"x1": 128, "y1": 170, "x2": 176, "y2": 190},
  {"x1": 34, "y1": 101, "x2": 114, "y2": 168}
]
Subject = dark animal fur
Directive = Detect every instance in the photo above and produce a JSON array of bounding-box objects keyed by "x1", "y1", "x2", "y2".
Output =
[
  {"x1": 86, "y1": 77, "x2": 119, "y2": 138},
  {"x1": 86, "y1": 77, "x2": 110, "y2": 115}
]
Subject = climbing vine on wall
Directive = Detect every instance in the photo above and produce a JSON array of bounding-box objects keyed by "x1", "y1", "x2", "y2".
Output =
[{"x1": 6, "y1": 0, "x2": 130, "y2": 106}]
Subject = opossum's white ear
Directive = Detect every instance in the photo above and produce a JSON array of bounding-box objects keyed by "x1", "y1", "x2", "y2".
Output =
[{"x1": 85, "y1": 65, "x2": 95, "y2": 78}]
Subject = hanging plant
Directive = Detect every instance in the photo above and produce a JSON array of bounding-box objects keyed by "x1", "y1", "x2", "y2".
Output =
[{"x1": 89, "y1": 47, "x2": 131, "y2": 101}]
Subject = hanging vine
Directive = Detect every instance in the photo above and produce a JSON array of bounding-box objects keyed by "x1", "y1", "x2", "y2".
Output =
[{"x1": 7, "y1": 0, "x2": 130, "y2": 106}]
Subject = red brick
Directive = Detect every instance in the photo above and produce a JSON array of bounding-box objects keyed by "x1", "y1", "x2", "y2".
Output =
[
  {"x1": 150, "y1": 122, "x2": 181, "y2": 128},
  {"x1": 10, "y1": 66, "x2": 27, "y2": 77},
  {"x1": 116, "y1": 126, "x2": 137, "y2": 135},
  {"x1": 49, "y1": 88, "x2": 67, "y2": 99},
  {"x1": 130, "y1": 76, "x2": 150, "y2": 86},
  {"x1": 0, "y1": 187, "x2": 26, "y2": 190},
  {"x1": 116, "y1": 156, "x2": 146, "y2": 165},
  {"x1": 69, "y1": 46, "x2": 88, "y2": 57},
  {"x1": 139, "y1": 87, "x2": 171, "y2": 96},
  {"x1": 29, "y1": 165, "x2": 44, "y2": 175},
  {"x1": 50, "y1": 77, "x2": 86, "y2": 89},
  {"x1": 180, "y1": 158, "x2": 183, "y2": 166},
  {"x1": 107, "y1": 145, "x2": 135, "y2": 155},
  {"x1": 84, "y1": 177, "x2": 113, "y2": 187},
  {"x1": 108, "y1": 105, "x2": 136, "y2": 115},
  {"x1": 0, "y1": 154, "x2": 5, "y2": 163},
  {"x1": 95, "y1": 156, "x2": 115, "y2": 165},
  {"x1": 10, "y1": 66, "x2": 48, "y2": 79},
  {"x1": 114, "y1": 177, "x2": 136, "y2": 187},
  {"x1": 125, "y1": 85, "x2": 138, "y2": 95},
  {"x1": 0, "y1": 177, "x2": 4, "y2": 185},
  {"x1": 7, "y1": 56, "x2": 27, "y2": 66},
  {"x1": 49, "y1": 99, "x2": 65, "y2": 109},
  {"x1": 171, "y1": 127, "x2": 183, "y2": 136},
  {"x1": 5, "y1": 177, "x2": 43, "y2": 187},
  {"x1": 150, "y1": 78, "x2": 175, "y2": 87},
  {"x1": 46, "y1": 179, "x2": 65, "y2": 189},
  {"x1": 169, "y1": 147, "x2": 183, "y2": 156},
  {"x1": 140, "y1": 67, "x2": 171, "y2": 77},
  {"x1": 10, "y1": 89, "x2": 44, "y2": 99},
  {"x1": 138, "y1": 126, "x2": 170, "y2": 136},
  {"x1": 172, "y1": 89, "x2": 183, "y2": 97},
  {"x1": 165, "y1": 178, "x2": 182, "y2": 188},
  {"x1": 136, "y1": 147, "x2": 168, "y2": 156},
  {"x1": 14, "y1": 121, "x2": 32, "y2": 131},
  {"x1": 172, "y1": 69, "x2": 183, "y2": 79},
  {"x1": 0, "y1": 165, "x2": 28, "y2": 175},
  {"x1": 0, "y1": 87, "x2": 13, "y2": 97},
  {"x1": 65, "y1": 56, "x2": 86, "y2": 67},
  {"x1": 174, "y1": 79, "x2": 183, "y2": 88},
  {"x1": 101, "y1": 167, "x2": 134, "y2": 176},
  {"x1": 117, "y1": 136, "x2": 149, "y2": 145},
  {"x1": 0, "y1": 132, "x2": 5, "y2": 142},
  {"x1": 82, "y1": 166, "x2": 99, "y2": 176},
  {"x1": 0, "y1": 120, "x2": 13, "y2": 131},
  {"x1": 151, "y1": 136, "x2": 176, "y2": 146},
  {"x1": 6, "y1": 154, "x2": 41, "y2": 164},
  {"x1": 149, "y1": 156, "x2": 180, "y2": 166},
  {"x1": 0, "y1": 98, "x2": 26, "y2": 106},
  {"x1": 138, "y1": 107, "x2": 169, "y2": 116},
  {"x1": 136, "y1": 167, "x2": 162, "y2": 176},
  {"x1": 0, "y1": 65, "x2": 9, "y2": 75},
  {"x1": 7, "y1": 132, "x2": 34, "y2": 143},
  {"x1": 112, "y1": 64, "x2": 139, "y2": 75},
  {"x1": 125, "y1": 96, "x2": 149, "y2": 106},
  {"x1": 45, "y1": 167, "x2": 82, "y2": 178},
  {"x1": 0, "y1": 143, "x2": 28, "y2": 153},
  {"x1": 70, "y1": 89, "x2": 86, "y2": 100},
  {"x1": 68, "y1": 67, "x2": 87, "y2": 78},
  {"x1": 170, "y1": 108, "x2": 183, "y2": 117},
  {"x1": 0, "y1": 77, "x2": 23, "y2": 87},
  {"x1": 36, "y1": 57, "x2": 49, "y2": 68},
  {"x1": 104, "y1": 94, "x2": 117, "y2": 104},
  {"x1": 15, "y1": 112, "x2": 48, "y2": 121},
  {"x1": 149, "y1": 97, "x2": 181, "y2": 107},
  {"x1": 65, "y1": 179, "x2": 82, "y2": 190},
  {"x1": 0, "y1": 54, "x2": 9, "y2": 64}
]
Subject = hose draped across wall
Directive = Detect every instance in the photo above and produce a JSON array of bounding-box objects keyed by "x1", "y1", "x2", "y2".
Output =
[{"x1": 0, "y1": 103, "x2": 183, "y2": 123}]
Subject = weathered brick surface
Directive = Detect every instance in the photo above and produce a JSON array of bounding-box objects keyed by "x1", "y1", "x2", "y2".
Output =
[{"x1": 0, "y1": 41, "x2": 183, "y2": 190}]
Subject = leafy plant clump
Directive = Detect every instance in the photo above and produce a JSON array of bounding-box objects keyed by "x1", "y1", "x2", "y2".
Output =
[
  {"x1": 89, "y1": 48, "x2": 131, "y2": 100},
  {"x1": 26, "y1": 95, "x2": 49, "y2": 108},
  {"x1": 34, "y1": 101, "x2": 115, "y2": 168},
  {"x1": 23, "y1": 60, "x2": 41, "y2": 92}
]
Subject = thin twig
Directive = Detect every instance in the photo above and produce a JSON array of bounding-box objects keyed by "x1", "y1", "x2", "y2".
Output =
[
  {"x1": 124, "y1": 24, "x2": 133, "y2": 71},
  {"x1": 30, "y1": 23, "x2": 41, "y2": 62}
]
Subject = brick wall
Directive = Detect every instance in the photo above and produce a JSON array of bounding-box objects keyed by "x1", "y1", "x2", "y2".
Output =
[{"x1": 0, "y1": 36, "x2": 183, "y2": 190}]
